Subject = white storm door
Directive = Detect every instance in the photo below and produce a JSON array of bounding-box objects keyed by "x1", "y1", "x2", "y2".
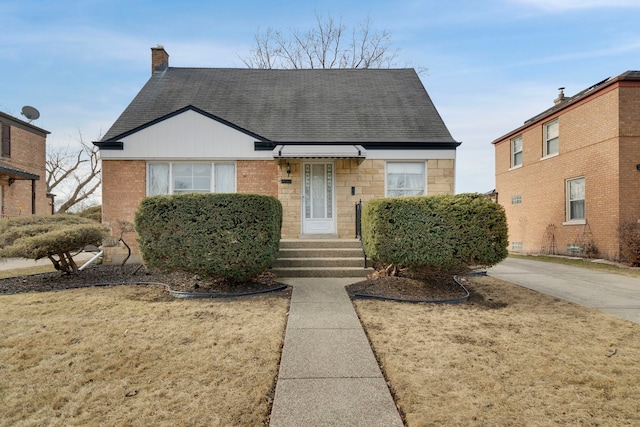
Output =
[{"x1": 302, "y1": 162, "x2": 336, "y2": 234}]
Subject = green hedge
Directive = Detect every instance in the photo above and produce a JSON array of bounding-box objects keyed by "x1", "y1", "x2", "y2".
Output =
[
  {"x1": 362, "y1": 193, "x2": 508, "y2": 273},
  {"x1": 135, "y1": 193, "x2": 282, "y2": 281}
]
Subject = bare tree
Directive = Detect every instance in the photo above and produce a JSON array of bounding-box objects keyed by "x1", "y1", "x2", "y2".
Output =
[
  {"x1": 240, "y1": 14, "x2": 402, "y2": 69},
  {"x1": 46, "y1": 132, "x2": 101, "y2": 214}
]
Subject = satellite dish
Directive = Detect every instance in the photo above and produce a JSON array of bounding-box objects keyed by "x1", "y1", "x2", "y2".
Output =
[{"x1": 21, "y1": 106, "x2": 40, "y2": 122}]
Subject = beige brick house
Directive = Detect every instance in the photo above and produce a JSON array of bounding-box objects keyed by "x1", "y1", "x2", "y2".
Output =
[
  {"x1": 96, "y1": 47, "x2": 459, "y2": 261},
  {"x1": 492, "y1": 71, "x2": 640, "y2": 260},
  {"x1": 0, "y1": 111, "x2": 50, "y2": 217}
]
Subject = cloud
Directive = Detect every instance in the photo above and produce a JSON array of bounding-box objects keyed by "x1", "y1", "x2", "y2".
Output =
[{"x1": 507, "y1": 0, "x2": 640, "y2": 11}]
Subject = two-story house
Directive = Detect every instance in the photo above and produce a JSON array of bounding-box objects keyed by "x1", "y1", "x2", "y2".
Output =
[
  {"x1": 492, "y1": 71, "x2": 640, "y2": 260},
  {"x1": 0, "y1": 111, "x2": 50, "y2": 217}
]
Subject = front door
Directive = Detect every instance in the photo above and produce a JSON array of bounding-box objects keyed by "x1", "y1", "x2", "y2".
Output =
[{"x1": 302, "y1": 162, "x2": 336, "y2": 234}]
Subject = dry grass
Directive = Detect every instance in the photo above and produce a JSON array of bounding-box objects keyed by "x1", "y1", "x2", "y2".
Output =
[
  {"x1": 0, "y1": 285, "x2": 289, "y2": 426},
  {"x1": 355, "y1": 276, "x2": 640, "y2": 426},
  {"x1": 0, "y1": 264, "x2": 56, "y2": 279}
]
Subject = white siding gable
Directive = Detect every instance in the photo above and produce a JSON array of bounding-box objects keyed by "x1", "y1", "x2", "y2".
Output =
[{"x1": 100, "y1": 109, "x2": 272, "y2": 160}]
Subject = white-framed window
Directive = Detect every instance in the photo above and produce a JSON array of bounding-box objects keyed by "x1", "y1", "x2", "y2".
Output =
[
  {"x1": 511, "y1": 195, "x2": 522, "y2": 205},
  {"x1": 544, "y1": 119, "x2": 559, "y2": 157},
  {"x1": 511, "y1": 135, "x2": 523, "y2": 168},
  {"x1": 386, "y1": 162, "x2": 426, "y2": 197},
  {"x1": 147, "y1": 162, "x2": 236, "y2": 196},
  {"x1": 566, "y1": 177, "x2": 585, "y2": 222},
  {"x1": 511, "y1": 242, "x2": 523, "y2": 251}
]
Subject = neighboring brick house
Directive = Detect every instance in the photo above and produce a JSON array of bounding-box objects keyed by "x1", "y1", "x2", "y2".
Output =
[
  {"x1": 492, "y1": 71, "x2": 640, "y2": 260},
  {"x1": 0, "y1": 111, "x2": 51, "y2": 217},
  {"x1": 96, "y1": 46, "x2": 460, "y2": 262}
]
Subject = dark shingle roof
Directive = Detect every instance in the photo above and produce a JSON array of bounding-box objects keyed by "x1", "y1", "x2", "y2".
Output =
[
  {"x1": 492, "y1": 70, "x2": 640, "y2": 144},
  {"x1": 101, "y1": 68, "x2": 457, "y2": 144}
]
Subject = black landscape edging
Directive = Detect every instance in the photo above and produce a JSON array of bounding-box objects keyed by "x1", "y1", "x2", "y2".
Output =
[
  {"x1": 351, "y1": 274, "x2": 471, "y2": 304},
  {"x1": 166, "y1": 284, "x2": 289, "y2": 299},
  {"x1": 64, "y1": 281, "x2": 289, "y2": 299}
]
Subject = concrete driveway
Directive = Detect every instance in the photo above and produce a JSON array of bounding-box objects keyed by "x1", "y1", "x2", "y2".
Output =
[{"x1": 489, "y1": 257, "x2": 640, "y2": 324}]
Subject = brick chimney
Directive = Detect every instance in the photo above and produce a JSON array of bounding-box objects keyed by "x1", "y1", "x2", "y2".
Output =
[
  {"x1": 151, "y1": 45, "x2": 169, "y2": 74},
  {"x1": 554, "y1": 87, "x2": 566, "y2": 105}
]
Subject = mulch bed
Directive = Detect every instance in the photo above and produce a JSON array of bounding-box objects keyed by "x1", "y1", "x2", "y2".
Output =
[
  {"x1": 346, "y1": 275, "x2": 469, "y2": 302},
  {"x1": 0, "y1": 263, "x2": 469, "y2": 302},
  {"x1": 0, "y1": 264, "x2": 284, "y2": 296}
]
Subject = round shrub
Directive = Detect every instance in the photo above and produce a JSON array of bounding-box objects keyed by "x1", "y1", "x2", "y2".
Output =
[
  {"x1": 135, "y1": 193, "x2": 282, "y2": 281},
  {"x1": 362, "y1": 193, "x2": 508, "y2": 274}
]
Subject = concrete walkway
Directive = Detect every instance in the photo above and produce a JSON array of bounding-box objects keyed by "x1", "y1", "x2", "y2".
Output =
[
  {"x1": 269, "y1": 278, "x2": 403, "y2": 427},
  {"x1": 489, "y1": 257, "x2": 640, "y2": 324}
]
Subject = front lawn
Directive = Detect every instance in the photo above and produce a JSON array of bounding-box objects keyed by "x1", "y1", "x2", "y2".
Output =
[
  {"x1": 355, "y1": 275, "x2": 640, "y2": 426},
  {"x1": 0, "y1": 285, "x2": 289, "y2": 426}
]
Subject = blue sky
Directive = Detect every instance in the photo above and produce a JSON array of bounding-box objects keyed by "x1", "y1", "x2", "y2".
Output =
[{"x1": 2, "y1": 0, "x2": 639, "y2": 194}]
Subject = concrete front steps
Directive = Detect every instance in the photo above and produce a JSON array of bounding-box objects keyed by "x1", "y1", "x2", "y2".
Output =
[{"x1": 271, "y1": 239, "x2": 372, "y2": 278}]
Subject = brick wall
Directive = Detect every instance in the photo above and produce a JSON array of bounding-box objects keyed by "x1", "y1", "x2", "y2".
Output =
[
  {"x1": 1, "y1": 125, "x2": 49, "y2": 216},
  {"x1": 101, "y1": 160, "x2": 146, "y2": 262},
  {"x1": 237, "y1": 160, "x2": 278, "y2": 196},
  {"x1": 495, "y1": 83, "x2": 640, "y2": 260},
  {"x1": 618, "y1": 87, "x2": 640, "y2": 228},
  {"x1": 428, "y1": 159, "x2": 456, "y2": 194},
  {"x1": 335, "y1": 159, "x2": 386, "y2": 238},
  {"x1": 277, "y1": 160, "x2": 302, "y2": 238},
  {"x1": 277, "y1": 158, "x2": 455, "y2": 238},
  {"x1": 277, "y1": 159, "x2": 383, "y2": 238},
  {"x1": 101, "y1": 157, "x2": 457, "y2": 259}
]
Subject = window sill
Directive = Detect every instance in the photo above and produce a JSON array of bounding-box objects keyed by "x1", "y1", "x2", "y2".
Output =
[
  {"x1": 508, "y1": 164, "x2": 522, "y2": 171},
  {"x1": 563, "y1": 219, "x2": 586, "y2": 226},
  {"x1": 540, "y1": 153, "x2": 559, "y2": 161}
]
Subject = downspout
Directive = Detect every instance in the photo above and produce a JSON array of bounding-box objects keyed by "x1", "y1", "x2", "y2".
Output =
[
  {"x1": 31, "y1": 179, "x2": 36, "y2": 214},
  {"x1": 79, "y1": 247, "x2": 104, "y2": 271}
]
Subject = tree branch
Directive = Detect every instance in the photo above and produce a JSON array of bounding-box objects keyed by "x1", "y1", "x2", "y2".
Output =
[
  {"x1": 239, "y1": 13, "x2": 402, "y2": 70},
  {"x1": 46, "y1": 130, "x2": 102, "y2": 213}
]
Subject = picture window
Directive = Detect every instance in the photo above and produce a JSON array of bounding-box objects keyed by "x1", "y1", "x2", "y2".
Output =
[
  {"x1": 147, "y1": 162, "x2": 236, "y2": 196},
  {"x1": 386, "y1": 162, "x2": 426, "y2": 197}
]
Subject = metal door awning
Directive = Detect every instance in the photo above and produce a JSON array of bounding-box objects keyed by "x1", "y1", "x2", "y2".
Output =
[{"x1": 272, "y1": 144, "x2": 367, "y2": 160}]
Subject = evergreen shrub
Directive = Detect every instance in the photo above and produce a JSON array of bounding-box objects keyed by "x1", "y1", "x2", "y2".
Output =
[
  {"x1": 76, "y1": 205, "x2": 102, "y2": 223},
  {"x1": 0, "y1": 214, "x2": 109, "y2": 274},
  {"x1": 135, "y1": 193, "x2": 282, "y2": 281},
  {"x1": 362, "y1": 193, "x2": 508, "y2": 274}
]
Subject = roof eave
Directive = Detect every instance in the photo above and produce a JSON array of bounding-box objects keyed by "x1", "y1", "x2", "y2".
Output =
[
  {"x1": 255, "y1": 140, "x2": 461, "y2": 151},
  {"x1": 97, "y1": 105, "x2": 271, "y2": 148},
  {"x1": 492, "y1": 71, "x2": 640, "y2": 145},
  {"x1": 0, "y1": 162, "x2": 40, "y2": 180},
  {"x1": 0, "y1": 111, "x2": 50, "y2": 138}
]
